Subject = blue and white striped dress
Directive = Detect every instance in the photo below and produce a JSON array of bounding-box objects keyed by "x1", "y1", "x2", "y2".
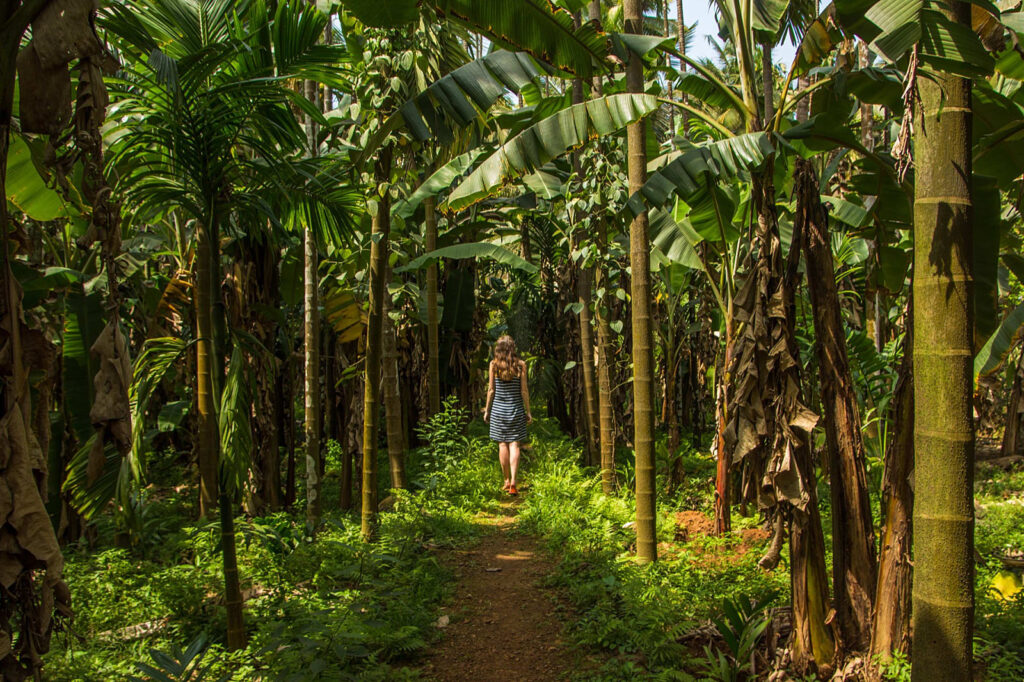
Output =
[{"x1": 489, "y1": 373, "x2": 528, "y2": 443}]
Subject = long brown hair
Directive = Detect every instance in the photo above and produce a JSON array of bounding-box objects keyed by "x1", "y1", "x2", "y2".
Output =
[{"x1": 492, "y1": 335, "x2": 521, "y2": 381}]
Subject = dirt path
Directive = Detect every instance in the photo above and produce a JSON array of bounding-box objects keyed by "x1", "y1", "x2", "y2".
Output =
[{"x1": 420, "y1": 501, "x2": 571, "y2": 682}]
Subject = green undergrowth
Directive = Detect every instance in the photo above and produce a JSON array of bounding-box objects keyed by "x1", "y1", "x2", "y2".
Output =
[
  {"x1": 47, "y1": 401, "x2": 506, "y2": 681},
  {"x1": 973, "y1": 462, "x2": 1024, "y2": 681},
  {"x1": 515, "y1": 428, "x2": 786, "y2": 681}
]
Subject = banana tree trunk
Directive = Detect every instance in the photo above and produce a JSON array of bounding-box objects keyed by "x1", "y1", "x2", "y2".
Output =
[
  {"x1": 195, "y1": 226, "x2": 219, "y2": 519},
  {"x1": 797, "y1": 159, "x2": 878, "y2": 651},
  {"x1": 870, "y1": 298, "x2": 914, "y2": 667},
  {"x1": 304, "y1": 225, "x2": 321, "y2": 527},
  {"x1": 362, "y1": 149, "x2": 392, "y2": 541},
  {"x1": 425, "y1": 196, "x2": 441, "y2": 417},
  {"x1": 912, "y1": 6, "x2": 976, "y2": 677},
  {"x1": 625, "y1": 0, "x2": 657, "y2": 563},
  {"x1": 382, "y1": 274, "x2": 407, "y2": 489}
]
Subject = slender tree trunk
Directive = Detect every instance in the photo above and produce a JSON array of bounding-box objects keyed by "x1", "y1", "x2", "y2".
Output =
[
  {"x1": 570, "y1": 57, "x2": 600, "y2": 467},
  {"x1": 870, "y1": 298, "x2": 914, "y2": 667},
  {"x1": 714, "y1": 319, "x2": 733, "y2": 535},
  {"x1": 382, "y1": 274, "x2": 407, "y2": 489},
  {"x1": 912, "y1": 4, "x2": 976, "y2": 677},
  {"x1": 796, "y1": 75, "x2": 811, "y2": 123},
  {"x1": 1001, "y1": 348, "x2": 1023, "y2": 456},
  {"x1": 625, "y1": 0, "x2": 657, "y2": 563},
  {"x1": 797, "y1": 159, "x2": 878, "y2": 651},
  {"x1": 761, "y1": 42, "x2": 774, "y2": 125},
  {"x1": 304, "y1": 225, "x2": 321, "y2": 527},
  {"x1": 195, "y1": 227, "x2": 219, "y2": 519},
  {"x1": 674, "y1": 0, "x2": 689, "y2": 136},
  {"x1": 362, "y1": 149, "x2": 392, "y2": 541},
  {"x1": 596, "y1": 222, "x2": 617, "y2": 492},
  {"x1": 341, "y1": 383, "x2": 359, "y2": 511},
  {"x1": 219, "y1": 492, "x2": 245, "y2": 650},
  {"x1": 425, "y1": 196, "x2": 441, "y2": 416}
]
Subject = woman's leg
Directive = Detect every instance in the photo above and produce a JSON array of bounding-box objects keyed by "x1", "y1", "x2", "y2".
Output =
[
  {"x1": 498, "y1": 442, "x2": 511, "y2": 487},
  {"x1": 509, "y1": 441, "x2": 521, "y2": 487}
]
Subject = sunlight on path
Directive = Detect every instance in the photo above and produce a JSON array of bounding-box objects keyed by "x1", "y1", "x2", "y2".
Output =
[{"x1": 420, "y1": 502, "x2": 569, "y2": 681}]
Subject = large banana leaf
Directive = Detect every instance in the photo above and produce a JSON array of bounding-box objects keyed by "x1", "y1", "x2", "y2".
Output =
[
  {"x1": 626, "y1": 133, "x2": 775, "y2": 216},
  {"x1": 432, "y1": 0, "x2": 608, "y2": 77},
  {"x1": 448, "y1": 93, "x2": 660, "y2": 211},
  {"x1": 63, "y1": 288, "x2": 106, "y2": 443},
  {"x1": 973, "y1": 84, "x2": 1024, "y2": 187},
  {"x1": 340, "y1": 0, "x2": 419, "y2": 26},
  {"x1": 793, "y1": 4, "x2": 844, "y2": 75},
  {"x1": 836, "y1": 0, "x2": 994, "y2": 77},
  {"x1": 976, "y1": 303, "x2": 1024, "y2": 377},
  {"x1": 651, "y1": 206, "x2": 704, "y2": 271},
  {"x1": 6, "y1": 134, "x2": 73, "y2": 222},
  {"x1": 401, "y1": 51, "x2": 542, "y2": 142},
  {"x1": 394, "y1": 150, "x2": 488, "y2": 221},
  {"x1": 346, "y1": 0, "x2": 608, "y2": 77},
  {"x1": 974, "y1": 175, "x2": 1004, "y2": 340},
  {"x1": 397, "y1": 242, "x2": 539, "y2": 275}
]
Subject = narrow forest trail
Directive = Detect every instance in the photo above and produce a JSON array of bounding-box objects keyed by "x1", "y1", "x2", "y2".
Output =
[{"x1": 419, "y1": 498, "x2": 573, "y2": 682}]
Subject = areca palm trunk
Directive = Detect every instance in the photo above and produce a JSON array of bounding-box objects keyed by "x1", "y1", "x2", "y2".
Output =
[
  {"x1": 797, "y1": 159, "x2": 878, "y2": 651},
  {"x1": 425, "y1": 196, "x2": 441, "y2": 416},
  {"x1": 382, "y1": 272, "x2": 407, "y2": 489},
  {"x1": 624, "y1": 0, "x2": 657, "y2": 563},
  {"x1": 588, "y1": 0, "x2": 616, "y2": 492},
  {"x1": 596, "y1": 222, "x2": 617, "y2": 493},
  {"x1": 196, "y1": 226, "x2": 219, "y2": 519},
  {"x1": 870, "y1": 298, "x2": 914, "y2": 666},
  {"x1": 675, "y1": 0, "x2": 688, "y2": 135},
  {"x1": 362, "y1": 148, "x2": 393, "y2": 541},
  {"x1": 304, "y1": 225, "x2": 321, "y2": 527},
  {"x1": 911, "y1": 5, "x2": 976, "y2": 677}
]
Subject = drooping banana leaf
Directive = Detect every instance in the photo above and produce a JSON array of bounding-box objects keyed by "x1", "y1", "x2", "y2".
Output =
[
  {"x1": 976, "y1": 303, "x2": 1024, "y2": 377},
  {"x1": 339, "y1": 0, "x2": 419, "y2": 26},
  {"x1": 431, "y1": 0, "x2": 608, "y2": 78},
  {"x1": 401, "y1": 51, "x2": 542, "y2": 142},
  {"x1": 440, "y1": 265, "x2": 476, "y2": 334},
  {"x1": 974, "y1": 175, "x2": 1004, "y2": 341},
  {"x1": 219, "y1": 344, "x2": 255, "y2": 500},
  {"x1": 793, "y1": 4, "x2": 844, "y2": 76},
  {"x1": 345, "y1": 0, "x2": 611, "y2": 75},
  {"x1": 626, "y1": 132, "x2": 774, "y2": 216},
  {"x1": 323, "y1": 286, "x2": 366, "y2": 344},
  {"x1": 836, "y1": 0, "x2": 995, "y2": 77},
  {"x1": 397, "y1": 242, "x2": 539, "y2": 275},
  {"x1": 973, "y1": 83, "x2": 1024, "y2": 187},
  {"x1": 393, "y1": 149, "x2": 488, "y2": 220},
  {"x1": 448, "y1": 93, "x2": 660, "y2": 211},
  {"x1": 63, "y1": 288, "x2": 106, "y2": 443},
  {"x1": 6, "y1": 133, "x2": 73, "y2": 222}
]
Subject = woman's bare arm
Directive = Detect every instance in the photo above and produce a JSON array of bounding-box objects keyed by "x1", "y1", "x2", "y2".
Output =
[
  {"x1": 520, "y1": 360, "x2": 532, "y2": 423},
  {"x1": 483, "y1": 362, "x2": 495, "y2": 422}
]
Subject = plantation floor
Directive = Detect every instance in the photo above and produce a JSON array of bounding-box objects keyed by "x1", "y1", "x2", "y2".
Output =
[{"x1": 420, "y1": 497, "x2": 571, "y2": 681}]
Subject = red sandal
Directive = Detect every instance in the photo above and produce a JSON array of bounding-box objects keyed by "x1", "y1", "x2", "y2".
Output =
[{"x1": 509, "y1": 484, "x2": 518, "y2": 496}]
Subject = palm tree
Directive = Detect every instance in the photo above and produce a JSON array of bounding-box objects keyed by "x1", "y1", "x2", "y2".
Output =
[
  {"x1": 911, "y1": 6, "x2": 976, "y2": 677},
  {"x1": 623, "y1": 0, "x2": 658, "y2": 563},
  {"x1": 103, "y1": 0, "x2": 353, "y2": 648}
]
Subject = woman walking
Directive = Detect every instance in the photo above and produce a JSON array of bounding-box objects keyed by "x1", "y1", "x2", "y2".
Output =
[{"x1": 483, "y1": 335, "x2": 532, "y2": 495}]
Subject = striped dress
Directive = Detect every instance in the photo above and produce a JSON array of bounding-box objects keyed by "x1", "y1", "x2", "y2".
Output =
[{"x1": 489, "y1": 373, "x2": 528, "y2": 443}]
